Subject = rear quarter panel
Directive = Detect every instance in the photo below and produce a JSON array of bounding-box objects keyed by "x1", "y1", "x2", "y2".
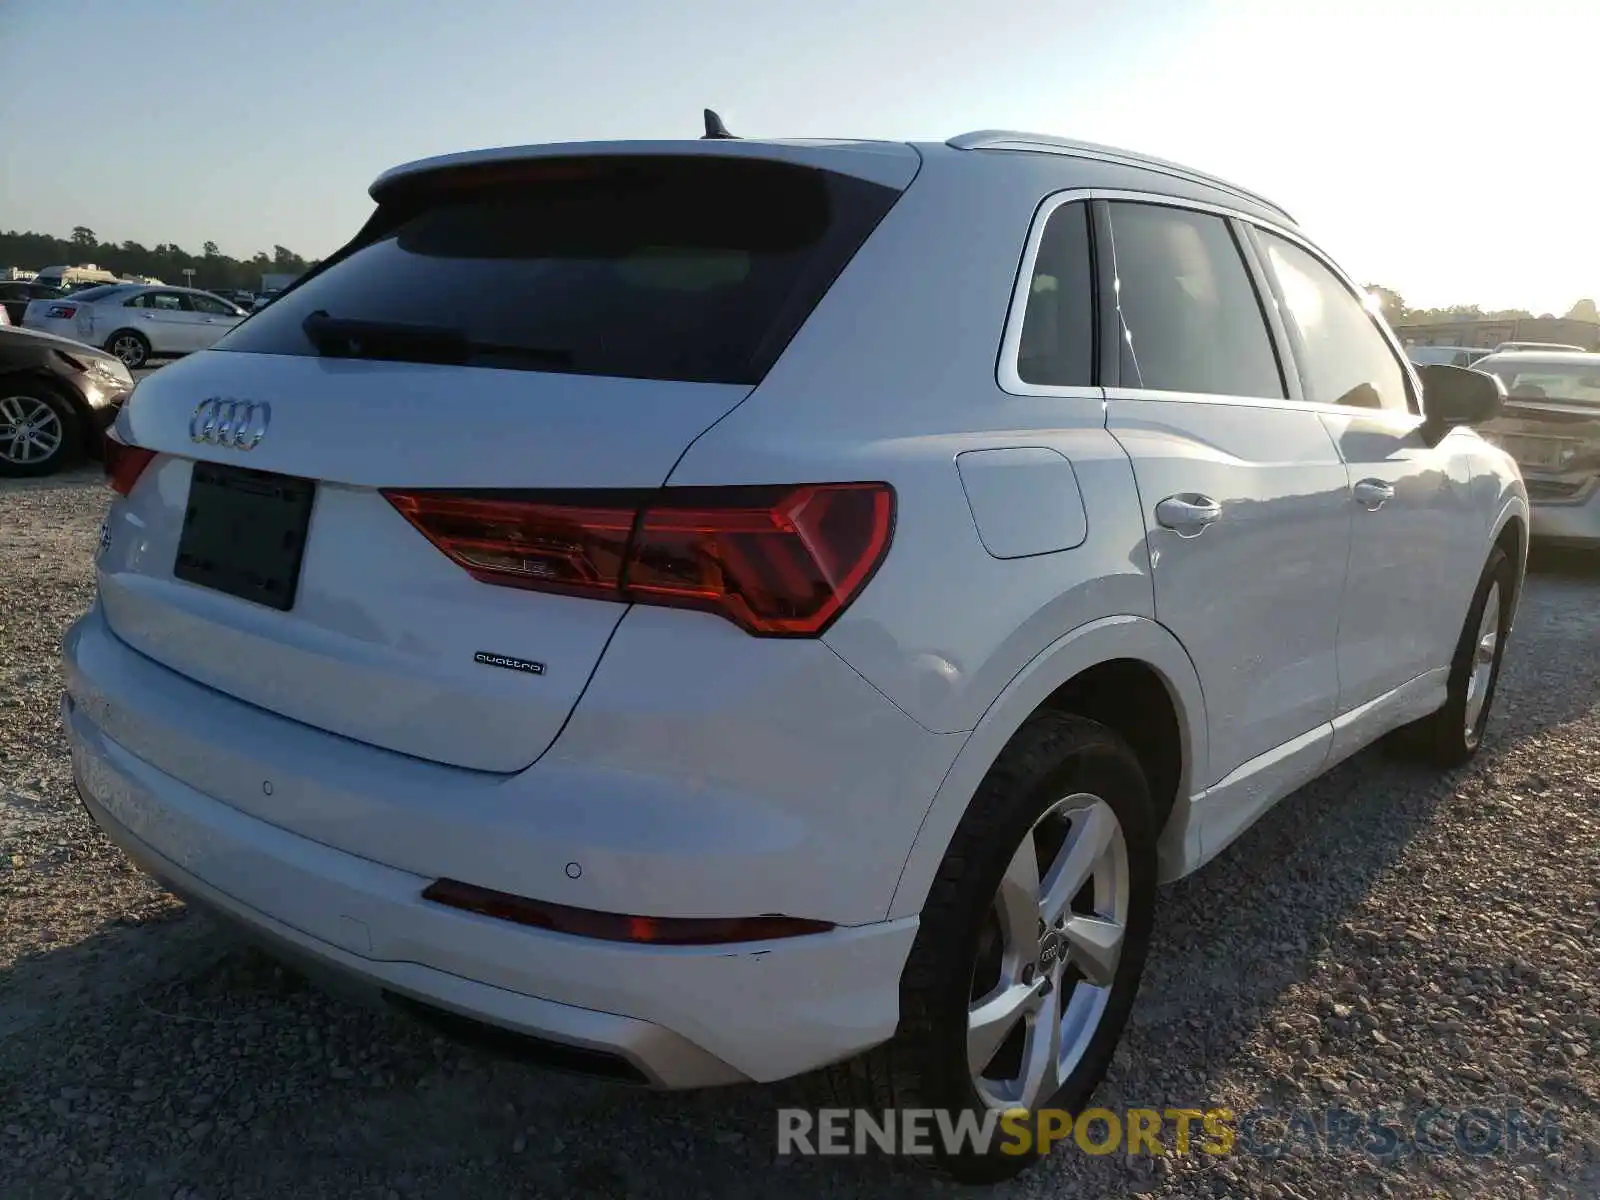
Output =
[{"x1": 665, "y1": 146, "x2": 1156, "y2": 737}]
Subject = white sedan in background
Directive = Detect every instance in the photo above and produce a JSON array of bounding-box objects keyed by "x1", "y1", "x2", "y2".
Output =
[{"x1": 21, "y1": 284, "x2": 247, "y2": 369}]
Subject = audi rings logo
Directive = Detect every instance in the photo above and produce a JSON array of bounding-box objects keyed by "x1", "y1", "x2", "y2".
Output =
[{"x1": 190, "y1": 398, "x2": 270, "y2": 451}]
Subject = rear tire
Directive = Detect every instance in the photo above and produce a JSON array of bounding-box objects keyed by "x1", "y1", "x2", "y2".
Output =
[
  {"x1": 0, "y1": 382, "x2": 82, "y2": 477},
  {"x1": 104, "y1": 330, "x2": 150, "y2": 369},
  {"x1": 818, "y1": 711, "x2": 1158, "y2": 1184},
  {"x1": 1391, "y1": 547, "x2": 1512, "y2": 767}
]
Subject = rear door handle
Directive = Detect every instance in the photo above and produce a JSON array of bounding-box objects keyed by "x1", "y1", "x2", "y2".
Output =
[
  {"x1": 1155, "y1": 494, "x2": 1222, "y2": 537},
  {"x1": 1353, "y1": 479, "x2": 1395, "y2": 510}
]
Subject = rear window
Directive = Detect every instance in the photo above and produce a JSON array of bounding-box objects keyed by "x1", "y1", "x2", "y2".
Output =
[
  {"x1": 1483, "y1": 362, "x2": 1600, "y2": 404},
  {"x1": 216, "y1": 156, "x2": 905, "y2": 385},
  {"x1": 65, "y1": 285, "x2": 124, "y2": 303}
]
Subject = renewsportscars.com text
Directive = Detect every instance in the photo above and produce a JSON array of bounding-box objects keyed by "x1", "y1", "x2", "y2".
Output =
[{"x1": 777, "y1": 1104, "x2": 1562, "y2": 1160}]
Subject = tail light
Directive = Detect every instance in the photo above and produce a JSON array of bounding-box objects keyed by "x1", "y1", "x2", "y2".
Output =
[
  {"x1": 383, "y1": 482, "x2": 894, "y2": 637},
  {"x1": 44, "y1": 304, "x2": 78, "y2": 319},
  {"x1": 103, "y1": 429, "x2": 156, "y2": 496}
]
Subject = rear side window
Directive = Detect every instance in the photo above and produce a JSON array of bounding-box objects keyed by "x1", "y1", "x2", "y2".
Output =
[
  {"x1": 133, "y1": 291, "x2": 188, "y2": 311},
  {"x1": 216, "y1": 156, "x2": 905, "y2": 385},
  {"x1": 1256, "y1": 231, "x2": 1411, "y2": 413},
  {"x1": 1016, "y1": 201, "x2": 1093, "y2": 387},
  {"x1": 1105, "y1": 202, "x2": 1284, "y2": 399}
]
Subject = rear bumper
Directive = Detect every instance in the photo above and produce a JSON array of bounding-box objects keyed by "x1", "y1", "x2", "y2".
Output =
[
  {"x1": 73, "y1": 775, "x2": 727, "y2": 1086},
  {"x1": 22, "y1": 316, "x2": 88, "y2": 344},
  {"x1": 62, "y1": 606, "x2": 925, "y2": 1085}
]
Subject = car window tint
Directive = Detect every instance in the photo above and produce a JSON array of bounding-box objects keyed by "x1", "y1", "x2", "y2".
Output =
[
  {"x1": 217, "y1": 155, "x2": 906, "y2": 384},
  {"x1": 144, "y1": 292, "x2": 186, "y2": 312},
  {"x1": 189, "y1": 293, "x2": 235, "y2": 315},
  {"x1": 1105, "y1": 202, "x2": 1283, "y2": 399},
  {"x1": 1257, "y1": 231, "x2": 1410, "y2": 413},
  {"x1": 1016, "y1": 201, "x2": 1093, "y2": 387}
]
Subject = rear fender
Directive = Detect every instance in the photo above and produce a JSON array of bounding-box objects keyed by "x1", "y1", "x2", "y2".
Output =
[{"x1": 885, "y1": 614, "x2": 1207, "y2": 920}]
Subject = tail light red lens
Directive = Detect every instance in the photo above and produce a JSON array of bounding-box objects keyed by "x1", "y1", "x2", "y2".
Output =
[
  {"x1": 422, "y1": 878, "x2": 834, "y2": 945},
  {"x1": 44, "y1": 304, "x2": 78, "y2": 319},
  {"x1": 381, "y1": 491, "x2": 636, "y2": 602},
  {"x1": 383, "y1": 482, "x2": 894, "y2": 637},
  {"x1": 103, "y1": 431, "x2": 156, "y2": 496}
]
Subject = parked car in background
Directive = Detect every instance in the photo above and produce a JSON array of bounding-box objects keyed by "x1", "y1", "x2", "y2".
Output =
[
  {"x1": 250, "y1": 288, "x2": 282, "y2": 311},
  {"x1": 1475, "y1": 350, "x2": 1600, "y2": 547},
  {"x1": 21, "y1": 284, "x2": 247, "y2": 368},
  {"x1": 66, "y1": 129, "x2": 1526, "y2": 1184},
  {"x1": 0, "y1": 323, "x2": 134, "y2": 475},
  {"x1": 1495, "y1": 341, "x2": 1586, "y2": 353},
  {"x1": 0, "y1": 280, "x2": 67, "y2": 325},
  {"x1": 1407, "y1": 344, "x2": 1493, "y2": 368},
  {"x1": 32, "y1": 265, "x2": 122, "y2": 290}
]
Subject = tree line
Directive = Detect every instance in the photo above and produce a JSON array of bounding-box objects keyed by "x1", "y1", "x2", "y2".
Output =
[
  {"x1": 1365, "y1": 284, "x2": 1598, "y2": 328},
  {"x1": 0, "y1": 226, "x2": 316, "y2": 293}
]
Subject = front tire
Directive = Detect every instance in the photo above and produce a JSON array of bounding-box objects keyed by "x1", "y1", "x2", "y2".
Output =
[
  {"x1": 820, "y1": 711, "x2": 1158, "y2": 1184},
  {"x1": 0, "y1": 383, "x2": 82, "y2": 477},
  {"x1": 1396, "y1": 547, "x2": 1513, "y2": 767},
  {"x1": 104, "y1": 330, "x2": 150, "y2": 369}
]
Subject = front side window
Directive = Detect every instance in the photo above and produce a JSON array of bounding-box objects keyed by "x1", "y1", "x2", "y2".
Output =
[
  {"x1": 1015, "y1": 200, "x2": 1094, "y2": 387},
  {"x1": 1105, "y1": 202, "x2": 1284, "y2": 399},
  {"x1": 1257, "y1": 231, "x2": 1411, "y2": 413},
  {"x1": 189, "y1": 293, "x2": 237, "y2": 315}
]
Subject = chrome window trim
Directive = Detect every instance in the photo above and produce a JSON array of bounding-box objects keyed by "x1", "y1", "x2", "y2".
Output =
[
  {"x1": 997, "y1": 189, "x2": 1103, "y2": 400},
  {"x1": 997, "y1": 187, "x2": 1421, "y2": 420}
]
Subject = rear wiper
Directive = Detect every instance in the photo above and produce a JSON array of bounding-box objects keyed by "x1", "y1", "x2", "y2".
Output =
[{"x1": 300, "y1": 310, "x2": 573, "y2": 368}]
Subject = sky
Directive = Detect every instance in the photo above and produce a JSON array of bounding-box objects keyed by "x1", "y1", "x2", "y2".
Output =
[{"x1": 2, "y1": 0, "x2": 1595, "y2": 313}]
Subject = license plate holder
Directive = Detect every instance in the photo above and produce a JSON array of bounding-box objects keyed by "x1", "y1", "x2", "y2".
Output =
[
  {"x1": 174, "y1": 461, "x2": 315, "y2": 611},
  {"x1": 1500, "y1": 435, "x2": 1565, "y2": 471}
]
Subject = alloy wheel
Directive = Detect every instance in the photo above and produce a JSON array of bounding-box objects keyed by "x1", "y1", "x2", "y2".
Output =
[
  {"x1": 1463, "y1": 580, "x2": 1501, "y2": 743},
  {"x1": 110, "y1": 335, "x2": 146, "y2": 367},
  {"x1": 0, "y1": 394, "x2": 64, "y2": 465},
  {"x1": 967, "y1": 792, "x2": 1130, "y2": 1112}
]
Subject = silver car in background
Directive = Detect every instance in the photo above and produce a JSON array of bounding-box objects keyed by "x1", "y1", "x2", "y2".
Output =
[
  {"x1": 20, "y1": 284, "x2": 247, "y2": 369},
  {"x1": 1475, "y1": 350, "x2": 1600, "y2": 546}
]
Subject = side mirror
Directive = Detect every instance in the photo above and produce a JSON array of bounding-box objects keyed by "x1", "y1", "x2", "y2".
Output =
[{"x1": 1420, "y1": 363, "x2": 1504, "y2": 430}]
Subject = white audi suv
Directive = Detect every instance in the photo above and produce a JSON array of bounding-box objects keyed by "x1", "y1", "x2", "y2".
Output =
[{"x1": 63, "y1": 127, "x2": 1526, "y2": 1182}]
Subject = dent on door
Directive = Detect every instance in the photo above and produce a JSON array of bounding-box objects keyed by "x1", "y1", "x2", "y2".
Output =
[{"x1": 954, "y1": 447, "x2": 1088, "y2": 559}]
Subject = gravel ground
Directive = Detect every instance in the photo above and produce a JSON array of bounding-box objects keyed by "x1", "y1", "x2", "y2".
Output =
[{"x1": 2, "y1": 463, "x2": 1597, "y2": 1199}]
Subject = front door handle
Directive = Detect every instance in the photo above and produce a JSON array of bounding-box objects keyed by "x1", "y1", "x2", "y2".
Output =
[
  {"x1": 1353, "y1": 479, "x2": 1395, "y2": 510},
  {"x1": 1155, "y1": 493, "x2": 1222, "y2": 537}
]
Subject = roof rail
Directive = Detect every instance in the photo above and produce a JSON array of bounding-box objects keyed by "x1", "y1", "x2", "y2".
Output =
[{"x1": 947, "y1": 130, "x2": 1293, "y2": 223}]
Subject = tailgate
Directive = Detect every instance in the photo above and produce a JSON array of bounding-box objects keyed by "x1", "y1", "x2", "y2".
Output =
[
  {"x1": 102, "y1": 351, "x2": 751, "y2": 773},
  {"x1": 97, "y1": 149, "x2": 909, "y2": 774}
]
